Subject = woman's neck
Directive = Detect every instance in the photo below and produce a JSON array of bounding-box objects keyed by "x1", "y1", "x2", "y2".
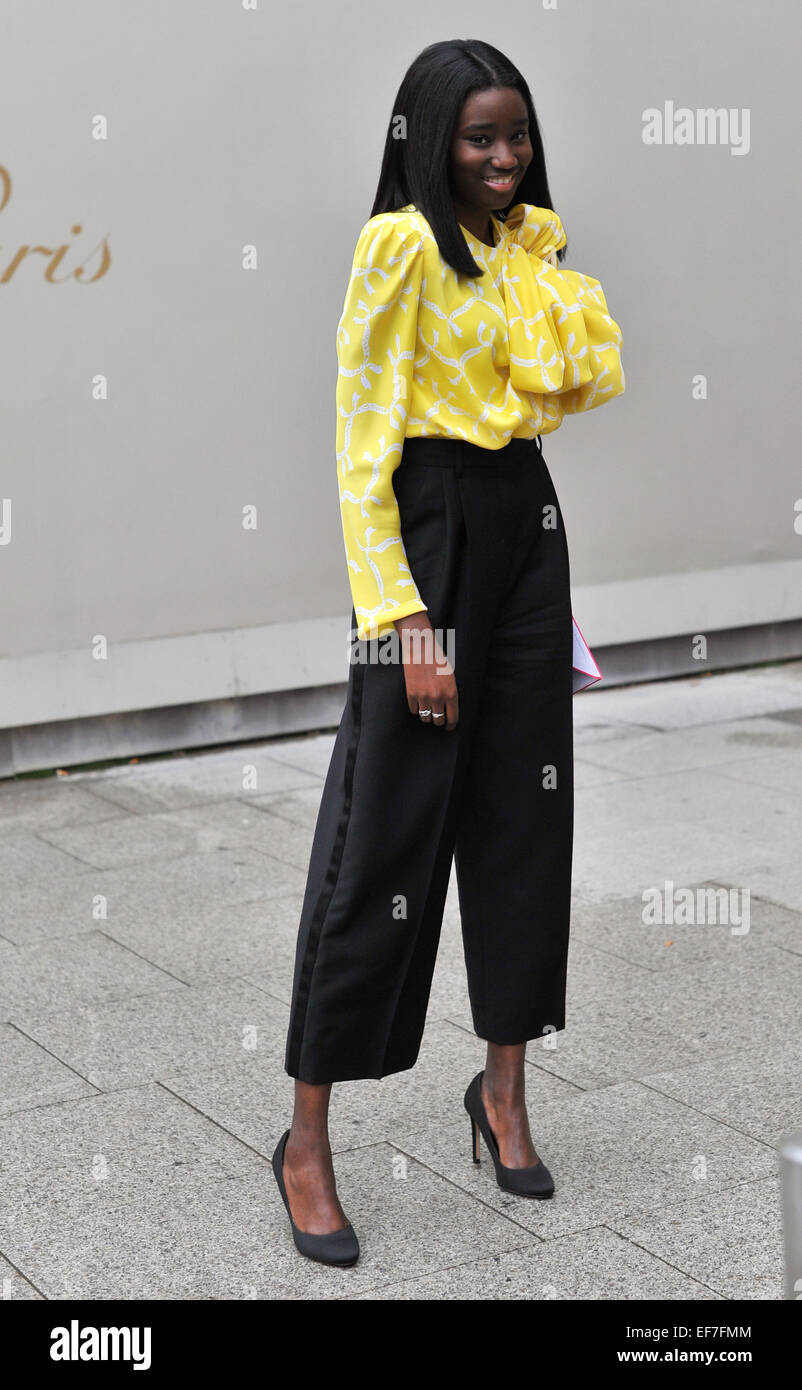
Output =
[{"x1": 453, "y1": 204, "x2": 495, "y2": 247}]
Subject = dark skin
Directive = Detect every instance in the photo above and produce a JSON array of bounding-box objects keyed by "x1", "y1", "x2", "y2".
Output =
[
  {"x1": 449, "y1": 84, "x2": 533, "y2": 247},
  {"x1": 282, "y1": 87, "x2": 542, "y2": 1237}
]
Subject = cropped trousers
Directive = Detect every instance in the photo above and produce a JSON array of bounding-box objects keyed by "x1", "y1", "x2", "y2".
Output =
[{"x1": 284, "y1": 433, "x2": 574, "y2": 1084}]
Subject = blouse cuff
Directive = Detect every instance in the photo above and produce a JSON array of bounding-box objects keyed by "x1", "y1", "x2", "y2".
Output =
[{"x1": 354, "y1": 598, "x2": 429, "y2": 642}]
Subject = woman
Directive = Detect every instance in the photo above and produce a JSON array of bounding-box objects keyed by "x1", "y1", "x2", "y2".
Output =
[{"x1": 272, "y1": 38, "x2": 625, "y2": 1267}]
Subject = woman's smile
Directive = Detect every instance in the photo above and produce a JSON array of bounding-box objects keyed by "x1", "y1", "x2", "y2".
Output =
[{"x1": 481, "y1": 170, "x2": 520, "y2": 193}]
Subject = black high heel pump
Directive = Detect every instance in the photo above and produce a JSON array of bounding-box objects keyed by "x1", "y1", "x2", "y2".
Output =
[
  {"x1": 464, "y1": 1071, "x2": 555, "y2": 1198},
  {"x1": 271, "y1": 1129, "x2": 360, "y2": 1267}
]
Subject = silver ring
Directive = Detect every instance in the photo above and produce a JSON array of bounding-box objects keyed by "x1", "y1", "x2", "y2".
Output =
[
  {"x1": 432, "y1": 712, "x2": 445, "y2": 721},
  {"x1": 418, "y1": 708, "x2": 432, "y2": 718}
]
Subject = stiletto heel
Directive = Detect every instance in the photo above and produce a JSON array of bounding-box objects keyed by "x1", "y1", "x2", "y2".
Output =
[
  {"x1": 471, "y1": 1115, "x2": 481, "y2": 1164},
  {"x1": 271, "y1": 1130, "x2": 360, "y2": 1267},
  {"x1": 463, "y1": 1070, "x2": 555, "y2": 1198}
]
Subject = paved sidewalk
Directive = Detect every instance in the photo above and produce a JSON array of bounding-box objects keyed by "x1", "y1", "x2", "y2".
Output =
[{"x1": 1, "y1": 660, "x2": 800, "y2": 1300}]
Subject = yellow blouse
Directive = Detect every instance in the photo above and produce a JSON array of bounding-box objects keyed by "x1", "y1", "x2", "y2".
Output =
[{"x1": 335, "y1": 201, "x2": 625, "y2": 639}]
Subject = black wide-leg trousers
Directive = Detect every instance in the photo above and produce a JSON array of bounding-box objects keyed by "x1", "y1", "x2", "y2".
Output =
[{"x1": 284, "y1": 433, "x2": 574, "y2": 1084}]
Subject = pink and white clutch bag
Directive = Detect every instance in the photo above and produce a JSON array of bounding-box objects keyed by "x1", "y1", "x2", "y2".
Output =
[{"x1": 572, "y1": 615, "x2": 602, "y2": 693}]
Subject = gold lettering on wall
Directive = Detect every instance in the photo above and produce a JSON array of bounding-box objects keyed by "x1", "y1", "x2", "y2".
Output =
[{"x1": 0, "y1": 164, "x2": 111, "y2": 284}]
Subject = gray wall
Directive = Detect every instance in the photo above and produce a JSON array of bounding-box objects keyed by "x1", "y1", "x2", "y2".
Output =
[{"x1": 1, "y1": 0, "x2": 800, "y2": 764}]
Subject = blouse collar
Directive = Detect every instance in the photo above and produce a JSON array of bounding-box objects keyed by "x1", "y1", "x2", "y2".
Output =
[{"x1": 398, "y1": 201, "x2": 566, "y2": 261}]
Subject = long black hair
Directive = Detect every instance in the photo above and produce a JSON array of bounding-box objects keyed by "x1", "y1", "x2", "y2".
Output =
[{"x1": 370, "y1": 39, "x2": 566, "y2": 279}]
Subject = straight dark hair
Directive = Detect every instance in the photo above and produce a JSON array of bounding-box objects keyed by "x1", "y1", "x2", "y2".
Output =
[{"x1": 370, "y1": 39, "x2": 566, "y2": 278}]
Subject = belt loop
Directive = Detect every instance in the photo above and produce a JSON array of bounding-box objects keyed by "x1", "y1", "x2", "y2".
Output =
[{"x1": 455, "y1": 440, "x2": 464, "y2": 478}]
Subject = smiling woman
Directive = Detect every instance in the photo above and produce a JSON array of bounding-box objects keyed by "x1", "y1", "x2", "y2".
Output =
[
  {"x1": 450, "y1": 86, "x2": 533, "y2": 243},
  {"x1": 274, "y1": 37, "x2": 625, "y2": 1268}
]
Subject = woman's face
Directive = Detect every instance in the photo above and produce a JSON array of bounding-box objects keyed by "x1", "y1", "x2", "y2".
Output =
[{"x1": 449, "y1": 86, "x2": 532, "y2": 218}]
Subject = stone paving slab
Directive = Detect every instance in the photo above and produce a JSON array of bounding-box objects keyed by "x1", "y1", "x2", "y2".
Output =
[
  {"x1": 571, "y1": 823, "x2": 771, "y2": 906},
  {"x1": 247, "y1": 787, "x2": 327, "y2": 832},
  {"x1": 609, "y1": 1174, "x2": 784, "y2": 1301},
  {"x1": 574, "y1": 663, "x2": 802, "y2": 732},
  {"x1": 0, "y1": 930, "x2": 185, "y2": 1016},
  {"x1": 0, "y1": 1083, "x2": 257, "y2": 1202},
  {"x1": 35, "y1": 812, "x2": 303, "y2": 889},
  {"x1": 0, "y1": 1024, "x2": 98, "y2": 1117},
  {"x1": 95, "y1": 845, "x2": 295, "y2": 912},
  {"x1": 0, "y1": 1254, "x2": 43, "y2": 1300},
  {"x1": 0, "y1": 779, "x2": 126, "y2": 832},
  {"x1": 0, "y1": 845, "x2": 301, "y2": 947},
  {"x1": 1, "y1": 868, "x2": 130, "y2": 947},
  {"x1": 351, "y1": 1225, "x2": 725, "y2": 1300},
  {"x1": 711, "y1": 747, "x2": 802, "y2": 800},
  {"x1": 712, "y1": 861, "x2": 802, "y2": 918},
  {"x1": 120, "y1": 798, "x2": 320, "y2": 875},
  {"x1": 569, "y1": 885, "x2": 802, "y2": 972},
  {"x1": 11, "y1": 979, "x2": 290, "y2": 1090},
  {"x1": 0, "y1": 828, "x2": 95, "y2": 888},
  {"x1": 107, "y1": 893, "x2": 301, "y2": 990},
  {"x1": 577, "y1": 765, "x2": 801, "y2": 852},
  {"x1": 573, "y1": 714, "x2": 801, "y2": 780},
  {"x1": 34, "y1": 812, "x2": 217, "y2": 871},
  {"x1": 257, "y1": 732, "x2": 343, "y2": 780},
  {"x1": 596, "y1": 948, "x2": 800, "y2": 1062},
  {"x1": 573, "y1": 757, "x2": 630, "y2": 789},
  {"x1": 78, "y1": 746, "x2": 322, "y2": 815},
  {"x1": 637, "y1": 1037, "x2": 802, "y2": 1148}
]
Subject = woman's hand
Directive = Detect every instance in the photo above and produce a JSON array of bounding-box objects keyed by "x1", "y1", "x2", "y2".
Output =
[{"x1": 394, "y1": 612, "x2": 459, "y2": 729}]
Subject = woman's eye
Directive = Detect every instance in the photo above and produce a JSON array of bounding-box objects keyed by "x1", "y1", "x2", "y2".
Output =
[{"x1": 466, "y1": 132, "x2": 528, "y2": 145}]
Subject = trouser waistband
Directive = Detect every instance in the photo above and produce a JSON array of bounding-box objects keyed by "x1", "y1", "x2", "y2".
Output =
[{"x1": 400, "y1": 434, "x2": 543, "y2": 471}]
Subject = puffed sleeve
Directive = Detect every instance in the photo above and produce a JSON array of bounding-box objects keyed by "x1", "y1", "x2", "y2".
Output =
[
  {"x1": 501, "y1": 204, "x2": 625, "y2": 417},
  {"x1": 545, "y1": 264, "x2": 626, "y2": 416},
  {"x1": 335, "y1": 216, "x2": 427, "y2": 640}
]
